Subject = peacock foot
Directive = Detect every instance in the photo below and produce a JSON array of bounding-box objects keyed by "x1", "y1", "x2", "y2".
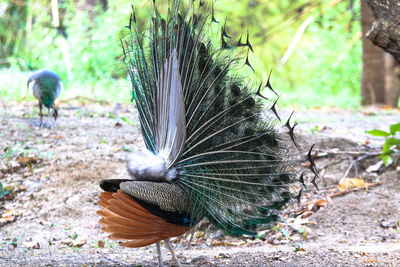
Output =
[{"x1": 38, "y1": 120, "x2": 52, "y2": 129}]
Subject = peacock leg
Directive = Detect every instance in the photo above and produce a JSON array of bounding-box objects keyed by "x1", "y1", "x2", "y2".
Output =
[
  {"x1": 187, "y1": 228, "x2": 195, "y2": 249},
  {"x1": 47, "y1": 108, "x2": 52, "y2": 128},
  {"x1": 178, "y1": 227, "x2": 195, "y2": 249},
  {"x1": 156, "y1": 242, "x2": 162, "y2": 267},
  {"x1": 53, "y1": 107, "x2": 58, "y2": 121},
  {"x1": 38, "y1": 102, "x2": 43, "y2": 127},
  {"x1": 165, "y1": 238, "x2": 182, "y2": 267}
]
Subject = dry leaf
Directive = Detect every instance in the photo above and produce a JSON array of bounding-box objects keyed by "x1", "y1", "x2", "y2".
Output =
[
  {"x1": 0, "y1": 209, "x2": 20, "y2": 224},
  {"x1": 1, "y1": 209, "x2": 20, "y2": 218},
  {"x1": 337, "y1": 177, "x2": 366, "y2": 192},
  {"x1": 194, "y1": 231, "x2": 205, "y2": 238},
  {"x1": 61, "y1": 240, "x2": 72, "y2": 246},
  {"x1": 314, "y1": 199, "x2": 329, "y2": 207},
  {"x1": 72, "y1": 238, "x2": 87, "y2": 247},
  {"x1": 17, "y1": 156, "x2": 38, "y2": 165},
  {"x1": 97, "y1": 240, "x2": 105, "y2": 248},
  {"x1": 306, "y1": 197, "x2": 330, "y2": 212}
]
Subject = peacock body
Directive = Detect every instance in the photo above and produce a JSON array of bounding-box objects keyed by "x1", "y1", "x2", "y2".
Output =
[
  {"x1": 27, "y1": 69, "x2": 62, "y2": 127},
  {"x1": 97, "y1": 0, "x2": 317, "y2": 265}
]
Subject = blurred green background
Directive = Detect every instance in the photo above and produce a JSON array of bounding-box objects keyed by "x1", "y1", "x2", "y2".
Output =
[{"x1": 0, "y1": 0, "x2": 361, "y2": 108}]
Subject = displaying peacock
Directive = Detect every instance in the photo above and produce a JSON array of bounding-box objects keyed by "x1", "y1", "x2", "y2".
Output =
[
  {"x1": 27, "y1": 69, "x2": 62, "y2": 128},
  {"x1": 97, "y1": 1, "x2": 318, "y2": 265}
]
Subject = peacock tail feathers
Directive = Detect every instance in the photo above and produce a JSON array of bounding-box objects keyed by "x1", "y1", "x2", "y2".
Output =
[{"x1": 121, "y1": 0, "x2": 317, "y2": 237}]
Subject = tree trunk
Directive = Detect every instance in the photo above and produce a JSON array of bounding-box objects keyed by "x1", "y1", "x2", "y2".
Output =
[
  {"x1": 384, "y1": 54, "x2": 400, "y2": 107},
  {"x1": 365, "y1": 0, "x2": 400, "y2": 62},
  {"x1": 361, "y1": 0, "x2": 400, "y2": 107},
  {"x1": 361, "y1": 0, "x2": 385, "y2": 105}
]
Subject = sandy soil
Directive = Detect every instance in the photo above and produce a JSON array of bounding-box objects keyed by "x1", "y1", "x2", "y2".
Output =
[{"x1": 0, "y1": 102, "x2": 399, "y2": 266}]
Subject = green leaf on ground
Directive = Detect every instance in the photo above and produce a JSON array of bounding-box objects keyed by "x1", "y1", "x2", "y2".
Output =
[
  {"x1": 366, "y1": 129, "x2": 390, "y2": 137},
  {"x1": 389, "y1": 123, "x2": 400, "y2": 135}
]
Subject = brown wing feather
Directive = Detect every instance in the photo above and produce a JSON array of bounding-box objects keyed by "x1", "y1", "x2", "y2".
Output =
[
  {"x1": 96, "y1": 210, "x2": 113, "y2": 218},
  {"x1": 107, "y1": 204, "x2": 161, "y2": 224},
  {"x1": 102, "y1": 225, "x2": 159, "y2": 234},
  {"x1": 106, "y1": 215, "x2": 159, "y2": 228},
  {"x1": 112, "y1": 191, "x2": 149, "y2": 212},
  {"x1": 109, "y1": 199, "x2": 159, "y2": 219},
  {"x1": 98, "y1": 199, "x2": 110, "y2": 208},
  {"x1": 120, "y1": 237, "x2": 164, "y2": 248},
  {"x1": 109, "y1": 233, "x2": 161, "y2": 240},
  {"x1": 97, "y1": 190, "x2": 190, "y2": 247}
]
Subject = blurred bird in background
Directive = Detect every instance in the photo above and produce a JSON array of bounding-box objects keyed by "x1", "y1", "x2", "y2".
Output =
[
  {"x1": 97, "y1": 0, "x2": 318, "y2": 266},
  {"x1": 27, "y1": 69, "x2": 62, "y2": 128}
]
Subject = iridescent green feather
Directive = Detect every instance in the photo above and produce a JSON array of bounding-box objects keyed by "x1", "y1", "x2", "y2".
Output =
[{"x1": 122, "y1": 0, "x2": 304, "y2": 236}]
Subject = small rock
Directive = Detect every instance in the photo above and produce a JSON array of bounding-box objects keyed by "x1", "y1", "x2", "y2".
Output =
[
  {"x1": 191, "y1": 255, "x2": 208, "y2": 264},
  {"x1": 366, "y1": 161, "x2": 384, "y2": 173},
  {"x1": 380, "y1": 221, "x2": 390, "y2": 228}
]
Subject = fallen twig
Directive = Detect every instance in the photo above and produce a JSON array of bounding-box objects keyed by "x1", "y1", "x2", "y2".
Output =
[
  {"x1": 58, "y1": 96, "x2": 112, "y2": 105},
  {"x1": 317, "y1": 150, "x2": 381, "y2": 156},
  {"x1": 341, "y1": 154, "x2": 370, "y2": 180}
]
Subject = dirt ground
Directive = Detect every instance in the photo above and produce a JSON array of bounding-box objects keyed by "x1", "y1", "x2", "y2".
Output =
[{"x1": 0, "y1": 101, "x2": 399, "y2": 266}]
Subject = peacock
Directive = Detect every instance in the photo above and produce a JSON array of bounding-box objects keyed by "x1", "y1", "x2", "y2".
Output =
[
  {"x1": 97, "y1": 1, "x2": 318, "y2": 266},
  {"x1": 27, "y1": 69, "x2": 62, "y2": 128}
]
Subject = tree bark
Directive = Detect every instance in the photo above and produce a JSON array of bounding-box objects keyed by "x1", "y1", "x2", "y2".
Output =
[
  {"x1": 361, "y1": 0, "x2": 400, "y2": 107},
  {"x1": 365, "y1": 0, "x2": 400, "y2": 62}
]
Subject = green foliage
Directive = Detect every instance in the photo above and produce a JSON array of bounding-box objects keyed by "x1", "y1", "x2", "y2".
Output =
[
  {"x1": 390, "y1": 123, "x2": 400, "y2": 135},
  {"x1": 366, "y1": 129, "x2": 391, "y2": 137},
  {"x1": 367, "y1": 123, "x2": 400, "y2": 166},
  {"x1": 0, "y1": 0, "x2": 362, "y2": 107},
  {"x1": 0, "y1": 1, "x2": 27, "y2": 61},
  {"x1": 215, "y1": 0, "x2": 361, "y2": 108}
]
